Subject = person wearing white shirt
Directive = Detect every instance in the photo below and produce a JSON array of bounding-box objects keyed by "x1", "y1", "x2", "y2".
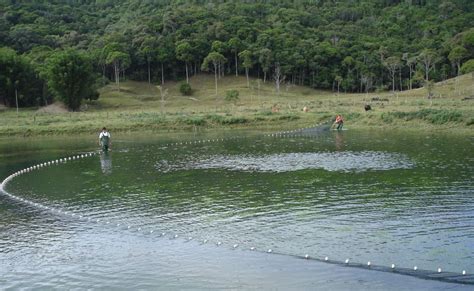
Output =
[{"x1": 99, "y1": 127, "x2": 111, "y2": 151}]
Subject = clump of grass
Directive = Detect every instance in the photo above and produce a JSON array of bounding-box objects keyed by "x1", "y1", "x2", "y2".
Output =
[
  {"x1": 274, "y1": 114, "x2": 300, "y2": 121},
  {"x1": 205, "y1": 114, "x2": 225, "y2": 124},
  {"x1": 256, "y1": 110, "x2": 273, "y2": 116},
  {"x1": 346, "y1": 112, "x2": 361, "y2": 120},
  {"x1": 177, "y1": 116, "x2": 206, "y2": 126},
  {"x1": 221, "y1": 116, "x2": 249, "y2": 125},
  {"x1": 381, "y1": 112, "x2": 394, "y2": 123},
  {"x1": 385, "y1": 109, "x2": 463, "y2": 124}
]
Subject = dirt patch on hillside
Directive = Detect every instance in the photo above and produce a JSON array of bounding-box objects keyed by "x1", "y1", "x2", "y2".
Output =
[{"x1": 36, "y1": 102, "x2": 69, "y2": 113}]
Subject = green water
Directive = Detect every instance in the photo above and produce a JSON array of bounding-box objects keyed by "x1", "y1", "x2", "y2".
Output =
[{"x1": 0, "y1": 129, "x2": 473, "y2": 289}]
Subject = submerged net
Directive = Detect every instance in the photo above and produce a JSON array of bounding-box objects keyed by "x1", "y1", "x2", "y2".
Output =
[{"x1": 1, "y1": 124, "x2": 473, "y2": 286}]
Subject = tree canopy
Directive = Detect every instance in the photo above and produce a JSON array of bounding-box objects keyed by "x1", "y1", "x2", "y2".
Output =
[
  {"x1": 46, "y1": 49, "x2": 96, "y2": 111},
  {"x1": 1, "y1": 0, "x2": 473, "y2": 108}
]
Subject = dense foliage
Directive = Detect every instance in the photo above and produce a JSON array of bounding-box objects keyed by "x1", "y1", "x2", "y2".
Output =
[
  {"x1": 46, "y1": 49, "x2": 97, "y2": 111},
  {"x1": 1, "y1": 0, "x2": 473, "y2": 108}
]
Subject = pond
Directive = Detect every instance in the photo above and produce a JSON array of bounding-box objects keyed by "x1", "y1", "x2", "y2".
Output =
[{"x1": 1, "y1": 128, "x2": 473, "y2": 289}]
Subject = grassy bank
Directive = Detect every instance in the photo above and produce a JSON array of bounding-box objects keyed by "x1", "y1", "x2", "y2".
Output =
[{"x1": 1, "y1": 74, "x2": 473, "y2": 136}]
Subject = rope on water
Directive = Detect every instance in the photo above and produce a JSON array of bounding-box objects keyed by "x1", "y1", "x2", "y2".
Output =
[{"x1": 1, "y1": 124, "x2": 471, "y2": 285}]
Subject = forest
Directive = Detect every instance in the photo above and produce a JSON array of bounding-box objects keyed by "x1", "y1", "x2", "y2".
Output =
[{"x1": 1, "y1": 0, "x2": 473, "y2": 110}]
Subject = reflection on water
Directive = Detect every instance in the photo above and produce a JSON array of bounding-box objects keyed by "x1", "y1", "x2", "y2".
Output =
[
  {"x1": 100, "y1": 152, "x2": 112, "y2": 175},
  {"x1": 0, "y1": 130, "x2": 473, "y2": 289},
  {"x1": 335, "y1": 132, "x2": 344, "y2": 151},
  {"x1": 155, "y1": 151, "x2": 414, "y2": 173}
]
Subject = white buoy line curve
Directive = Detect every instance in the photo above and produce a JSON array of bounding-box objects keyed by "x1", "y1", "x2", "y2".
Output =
[{"x1": 0, "y1": 122, "x2": 472, "y2": 285}]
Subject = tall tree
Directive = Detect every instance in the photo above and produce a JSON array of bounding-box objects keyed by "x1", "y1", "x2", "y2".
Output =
[
  {"x1": 448, "y1": 46, "x2": 468, "y2": 76},
  {"x1": 238, "y1": 50, "x2": 253, "y2": 87},
  {"x1": 201, "y1": 51, "x2": 226, "y2": 97},
  {"x1": 139, "y1": 36, "x2": 157, "y2": 84},
  {"x1": 46, "y1": 49, "x2": 97, "y2": 111},
  {"x1": 156, "y1": 36, "x2": 174, "y2": 85},
  {"x1": 383, "y1": 56, "x2": 401, "y2": 92},
  {"x1": 105, "y1": 50, "x2": 130, "y2": 92},
  {"x1": 176, "y1": 40, "x2": 193, "y2": 83},
  {"x1": 418, "y1": 49, "x2": 439, "y2": 81},
  {"x1": 228, "y1": 37, "x2": 242, "y2": 76},
  {"x1": 258, "y1": 48, "x2": 272, "y2": 83},
  {"x1": 273, "y1": 63, "x2": 285, "y2": 94},
  {"x1": 0, "y1": 47, "x2": 43, "y2": 107}
]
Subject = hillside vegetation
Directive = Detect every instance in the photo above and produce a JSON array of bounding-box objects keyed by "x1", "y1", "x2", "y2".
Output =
[
  {"x1": 1, "y1": 73, "x2": 472, "y2": 136},
  {"x1": 1, "y1": 0, "x2": 473, "y2": 111}
]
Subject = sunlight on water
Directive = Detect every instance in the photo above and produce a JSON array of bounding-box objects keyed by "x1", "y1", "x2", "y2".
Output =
[{"x1": 155, "y1": 151, "x2": 415, "y2": 173}]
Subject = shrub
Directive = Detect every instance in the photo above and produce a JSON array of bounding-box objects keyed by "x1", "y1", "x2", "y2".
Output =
[
  {"x1": 384, "y1": 109, "x2": 463, "y2": 124},
  {"x1": 178, "y1": 116, "x2": 206, "y2": 126},
  {"x1": 381, "y1": 113, "x2": 393, "y2": 123},
  {"x1": 85, "y1": 90, "x2": 99, "y2": 101},
  {"x1": 205, "y1": 114, "x2": 224, "y2": 124},
  {"x1": 276, "y1": 114, "x2": 300, "y2": 121},
  {"x1": 221, "y1": 116, "x2": 248, "y2": 124},
  {"x1": 461, "y1": 59, "x2": 474, "y2": 74},
  {"x1": 179, "y1": 82, "x2": 192, "y2": 96},
  {"x1": 225, "y1": 89, "x2": 239, "y2": 102}
]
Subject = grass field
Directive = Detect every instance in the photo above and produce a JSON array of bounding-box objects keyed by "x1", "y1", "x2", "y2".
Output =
[{"x1": 1, "y1": 73, "x2": 473, "y2": 136}]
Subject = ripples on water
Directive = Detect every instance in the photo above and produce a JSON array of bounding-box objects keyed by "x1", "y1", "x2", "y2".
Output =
[
  {"x1": 155, "y1": 151, "x2": 415, "y2": 173},
  {"x1": 1, "y1": 131, "x2": 473, "y2": 288}
]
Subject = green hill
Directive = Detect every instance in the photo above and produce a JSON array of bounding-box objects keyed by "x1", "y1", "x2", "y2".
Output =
[
  {"x1": 1, "y1": 73, "x2": 472, "y2": 136},
  {"x1": 1, "y1": 1, "x2": 474, "y2": 110}
]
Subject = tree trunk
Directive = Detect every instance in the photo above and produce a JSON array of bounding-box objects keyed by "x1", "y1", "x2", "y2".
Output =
[
  {"x1": 161, "y1": 62, "x2": 165, "y2": 85},
  {"x1": 185, "y1": 62, "x2": 189, "y2": 83},
  {"x1": 235, "y1": 52, "x2": 238, "y2": 76},
  {"x1": 246, "y1": 68, "x2": 249, "y2": 87},
  {"x1": 15, "y1": 88, "x2": 18, "y2": 114},
  {"x1": 409, "y1": 65, "x2": 413, "y2": 90},
  {"x1": 275, "y1": 66, "x2": 281, "y2": 94},
  {"x1": 425, "y1": 63, "x2": 429, "y2": 81},
  {"x1": 263, "y1": 71, "x2": 267, "y2": 83},
  {"x1": 114, "y1": 61, "x2": 120, "y2": 92},
  {"x1": 392, "y1": 72, "x2": 395, "y2": 92},
  {"x1": 102, "y1": 65, "x2": 106, "y2": 85},
  {"x1": 148, "y1": 59, "x2": 151, "y2": 84},
  {"x1": 399, "y1": 68, "x2": 402, "y2": 91},
  {"x1": 213, "y1": 63, "x2": 218, "y2": 99}
]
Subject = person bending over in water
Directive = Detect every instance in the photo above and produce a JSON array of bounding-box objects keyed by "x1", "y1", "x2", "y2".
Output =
[
  {"x1": 333, "y1": 114, "x2": 344, "y2": 130},
  {"x1": 99, "y1": 127, "x2": 111, "y2": 152}
]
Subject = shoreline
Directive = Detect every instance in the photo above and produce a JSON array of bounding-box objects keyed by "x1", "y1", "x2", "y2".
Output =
[{"x1": 1, "y1": 113, "x2": 472, "y2": 138}]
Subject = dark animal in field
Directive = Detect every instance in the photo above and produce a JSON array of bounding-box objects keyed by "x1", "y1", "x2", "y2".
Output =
[{"x1": 364, "y1": 104, "x2": 372, "y2": 111}]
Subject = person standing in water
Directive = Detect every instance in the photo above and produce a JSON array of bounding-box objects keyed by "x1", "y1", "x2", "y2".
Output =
[
  {"x1": 333, "y1": 114, "x2": 344, "y2": 130},
  {"x1": 99, "y1": 127, "x2": 111, "y2": 152}
]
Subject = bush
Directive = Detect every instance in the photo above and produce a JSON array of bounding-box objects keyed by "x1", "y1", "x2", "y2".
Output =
[
  {"x1": 384, "y1": 109, "x2": 463, "y2": 124},
  {"x1": 461, "y1": 59, "x2": 474, "y2": 74},
  {"x1": 205, "y1": 114, "x2": 224, "y2": 124},
  {"x1": 178, "y1": 116, "x2": 206, "y2": 126},
  {"x1": 85, "y1": 90, "x2": 99, "y2": 101},
  {"x1": 221, "y1": 116, "x2": 248, "y2": 124},
  {"x1": 225, "y1": 89, "x2": 239, "y2": 102},
  {"x1": 381, "y1": 113, "x2": 393, "y2": 123},
  {"x1": 276, "y1": 114, "x2": 300, "y2": 121},
  {"x1": 179, "y1": 82, "x2": 192, "y2": 96}
]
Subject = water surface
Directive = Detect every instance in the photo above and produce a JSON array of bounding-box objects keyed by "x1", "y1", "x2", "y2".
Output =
[{"x1": 1, "y1": 129, "x2": 473, "y2": 289}]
